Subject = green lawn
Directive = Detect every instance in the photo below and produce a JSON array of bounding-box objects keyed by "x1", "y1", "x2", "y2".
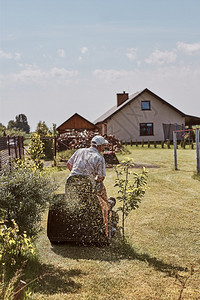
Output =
[{"x1": 30, "y1": 146, "x2": 200, "y2": 299}]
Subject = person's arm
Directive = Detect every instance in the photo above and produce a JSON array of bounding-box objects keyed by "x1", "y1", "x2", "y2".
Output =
[
  {"x1": 66, "y1": 150, "x2": 78, "y2": 171},
  {"x1": 67, "y1": 162, "x2": 73, "y2": 171}
]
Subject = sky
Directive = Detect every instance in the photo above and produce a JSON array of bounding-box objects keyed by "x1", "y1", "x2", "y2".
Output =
[{"x1": 0, "y1": 0, "x2": 200, "y2": 131}]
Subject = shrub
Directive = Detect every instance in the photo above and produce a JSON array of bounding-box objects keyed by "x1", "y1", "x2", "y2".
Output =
[
  {"x1": 0, "y1": 163, "x2": 55, "y2": 238},
  {"x1": 0, "y1": 220, "x2": 36, "y2": 281}
]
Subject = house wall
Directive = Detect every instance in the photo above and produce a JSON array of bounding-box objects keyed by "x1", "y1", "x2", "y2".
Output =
[{"x1": 106, "y1": 91, "x2": 185, "y2": 142}]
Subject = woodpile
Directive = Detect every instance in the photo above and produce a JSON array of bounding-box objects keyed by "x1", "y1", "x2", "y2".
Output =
[{"x1": 57, "y1": 130, "x2": 122, "y2": 152}]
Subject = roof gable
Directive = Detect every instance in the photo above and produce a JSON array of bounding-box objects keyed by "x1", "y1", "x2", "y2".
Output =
[
  {"x1": 94, "y1": 88, "x2": 187, "y2": 124},
  {"x1": 57, "y1": 113, "x2": 98, "y2": 133}
]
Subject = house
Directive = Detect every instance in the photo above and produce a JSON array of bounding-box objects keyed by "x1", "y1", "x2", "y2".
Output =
[
  {"x1": 56, "y1": 113, "x2": 99, "y2": 134},
  {"x1": 94, "y1": 88, "x2": 200, "y2": 142}
]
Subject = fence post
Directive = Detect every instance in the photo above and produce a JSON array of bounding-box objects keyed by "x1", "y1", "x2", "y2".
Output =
[
  {"x1": 54, "y1": 136, "x2": 57, "y2": 166},
  {"x1": 14, "y1": 136, "x2": 18, "y2": 158},
  {"x1": 196, "y1": 128, "x2": 200, "y2": 174},
  {"x1": 7, "y1": 135, "x2": 12, "y2": 171},
  {"x1": 173, "y1": 131, "x2": 178, "y2": 170}
]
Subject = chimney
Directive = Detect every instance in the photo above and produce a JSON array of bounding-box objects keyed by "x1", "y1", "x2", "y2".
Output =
[{"x1": 117, "y1": 91, "x2": 129, "y2": 107}]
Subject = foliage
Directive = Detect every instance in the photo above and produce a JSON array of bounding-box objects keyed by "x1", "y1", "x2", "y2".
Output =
[
  {"x1": 52, "y1": 123, "x2": 58, "y2": 136},
  {"x1": 0, "y1": 269, "x2": 22, "y2": 300},
  {"x1": 58, "y1": 149, "x2": 76, "y2": 162},
  {"x1": 0, "y1": 220, "x2": 36, "y2": 281},
  {"x1": 36, "y1": 121, "x2": 54, "y2": 160},
  {"x1": 0, "y1": 162, "x2": 55, "y2": 238},
  {"x1": 7, "y1": 114, "x2": 30, "y2": 134},
  {"x1": 119, "y1": 146, "x2": 131, "y2": 155},
  {"x1": 36, "y1": 121, "x2": 51, "y2": 136},
  {"x1": 0, "y1": 127, "x2": 26, "y2": 138},
  {"x1": 7, "y1": 120, "x2": 16, "y2": 130},
  {"x1": 0, "y1": 123, "x2": 6, "y2": 135},
  {"x1": 114, "y1": 158, "x2": 148, "y2": 239},
  {"x1": 26, "y1": 132, "x2": 45, "y2": 170}
]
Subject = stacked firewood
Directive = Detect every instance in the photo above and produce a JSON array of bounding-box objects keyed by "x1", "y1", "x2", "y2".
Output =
[{"x1": 57, "y1": 130, "x2": 122, "y2": 152}]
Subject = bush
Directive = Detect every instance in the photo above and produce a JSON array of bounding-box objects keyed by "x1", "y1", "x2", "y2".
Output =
[
  {"x1": 0, "y1": 220, "x2": 36, "y2": 281},
  {"x1": 0, "y1": 163, "x2": 55, "y2": 238}
]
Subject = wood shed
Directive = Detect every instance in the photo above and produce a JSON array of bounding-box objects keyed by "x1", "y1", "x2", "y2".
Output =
[{"x1": 57, "y1": 113, "x2": 99, "y2": 134}]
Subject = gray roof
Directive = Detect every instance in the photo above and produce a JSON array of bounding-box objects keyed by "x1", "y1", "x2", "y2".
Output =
[
  {"x1": 94, "y1": 89, "x2": 144, "y2": 124},
  {"x1": 94, "y1": 87, "x2": 200, "y2": 126},
  {"x1": 94, "y1": 88, "x2": 200, "y2": 125}
]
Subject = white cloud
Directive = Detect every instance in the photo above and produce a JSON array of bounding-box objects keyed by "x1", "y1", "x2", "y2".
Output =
[
  {"x1": 177, "y1": 42, "x2": 200, "y2": 55},
  {"x1": 0, "y1": 49, "x2": 12, "y2": 59},
  {"x1": 93, "y1": 69, "x2": 134, "y2": 81},
  {"x1": 57, "y1": 49, "x2": 65, "y2": 57},
  {"x1": 81, "y1": 47, "x2": 88, "y2": 54},
  {"x1": 126, "y1": 48, "x2": 137, "y2": 61},
  {"x1": 0, "y1": 67, "x2": 79, "y2": 85},
  {"x1": 11, "y1": 68, "x2": 46, "y2": 82},
  {"x1": 145, "y1": 49, "x2": 177, "y2": 65},
  {"x1": 0, "y1": 49, "x2": 21, "y2": 60},
  {"x1": 49, "y1": 67, "x2": 79, "y2": 79},
  {"x1": 14, "y1": 52, "x2": 21, "y2": 60}
]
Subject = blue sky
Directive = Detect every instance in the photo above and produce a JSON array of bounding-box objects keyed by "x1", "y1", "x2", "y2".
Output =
[{"x1": 1, "y1": 0, "x2": 200, "y2": 131}]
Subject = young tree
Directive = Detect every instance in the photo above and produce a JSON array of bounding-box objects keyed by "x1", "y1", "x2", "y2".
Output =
[
  {"x1": 114, "y1": 158, "x2": 148, "y2": 240},
  {"x1": 36, "y1": 121, "x2": 50, "y2": 136},
  {"x1": 36, "y1": 121, "x2": 54, "y2": 160},
  {"x1": 26, "y1": 132, "x2": 45, "y2": 169}
]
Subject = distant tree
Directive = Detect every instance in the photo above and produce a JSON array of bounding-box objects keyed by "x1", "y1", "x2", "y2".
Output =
[
  {"x1": 7, "y1": 114, "x2": 30, "y2": 133},
  {"x1": 0, "y1": 123, "x2": 6, "y2": 136},
  {"x1": 7, "y1": 120, "x2": 16, "y2": 130},
  {"x1": 36, "y1": 121, "x2": 51, "y2": 136},
  {"x1": 15, "y1": 114, "x2": 30, "y2": 133},
  {"x1": 52, "y1": 123, "x2": 58, "y2": 136}
]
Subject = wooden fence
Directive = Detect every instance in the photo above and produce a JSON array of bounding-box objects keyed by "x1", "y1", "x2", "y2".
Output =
[{"x1": 0, "y1": 136, "x2": 24, "y2": 171}]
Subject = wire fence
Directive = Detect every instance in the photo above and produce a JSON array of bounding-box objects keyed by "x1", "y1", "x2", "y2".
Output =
[{"x1": 0, "y1": 136, "x2": 24, "y2": 171}]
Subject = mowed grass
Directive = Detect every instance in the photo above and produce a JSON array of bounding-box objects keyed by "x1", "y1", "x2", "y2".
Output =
[{"x1": 30, "y1": 146, "x2": 200, "y2": 299}]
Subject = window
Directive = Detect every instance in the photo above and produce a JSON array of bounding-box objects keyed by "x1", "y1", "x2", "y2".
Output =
[
  {"x1": 140, "y1": 123, "x2": 153, "y2": 136},
  {"x1": 141, "y1": 101, "x2": 151, "y2": 110}
]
